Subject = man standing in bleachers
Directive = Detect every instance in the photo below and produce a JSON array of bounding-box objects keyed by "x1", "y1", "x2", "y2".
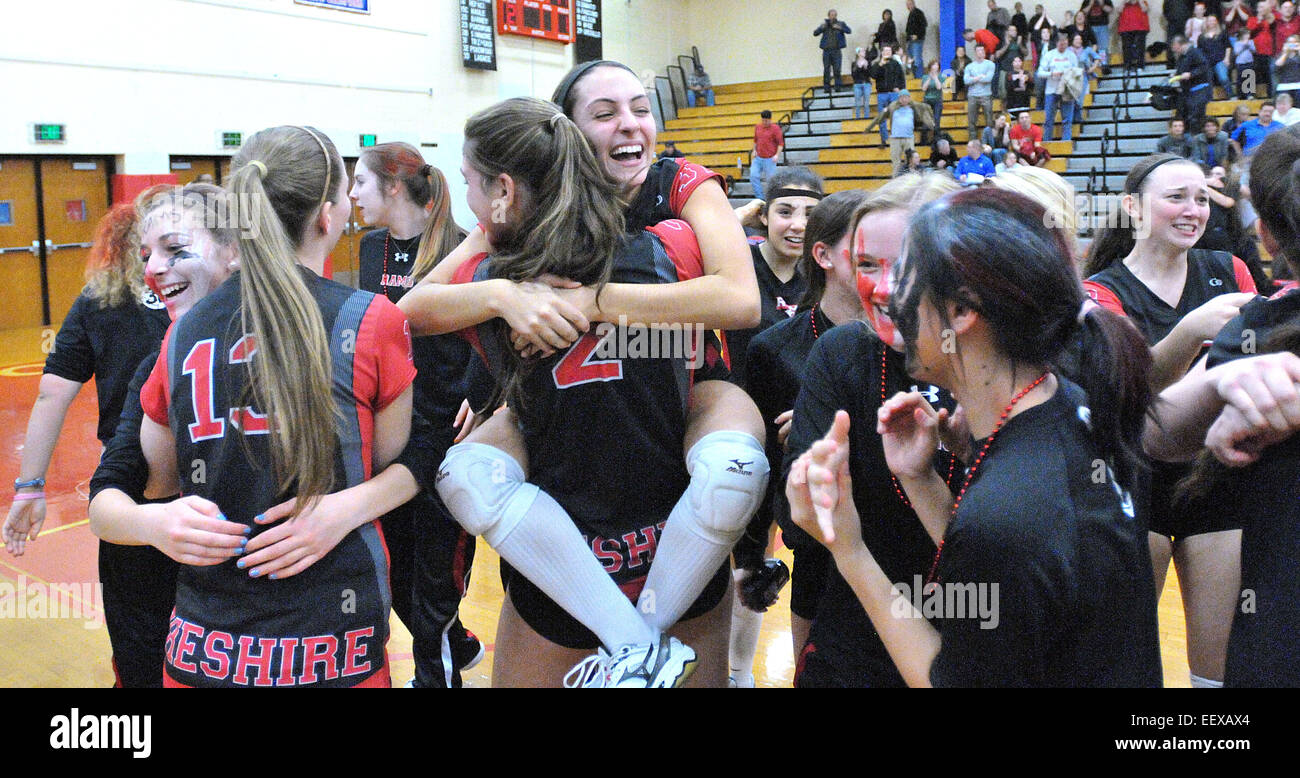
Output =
[
  {"x1": 965, "y1": 43, "x2": 998, "y2": 136},
  {"x1": 814, "y1": 9, "x2": 853, "y2": 94},
  {"x1": 905, "y1": 0, "x2": 928, "y2": 77},
  {"x1": 751, "y1": 110, "x2": 784, "y2": 200},
  {"x1": 1171, "y1": 34, "x2": 1213, "y2": 129}
]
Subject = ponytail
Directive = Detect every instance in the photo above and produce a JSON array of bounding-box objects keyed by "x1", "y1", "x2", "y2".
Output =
[
  {"x1": 411, "y1": 165, "x2": 464, "y2": 281},
  {"x1": 229, "y1": 126, "x2": 343, "y2": 516},
  {"x1": 1074, "y1": 306, "x2": 1155, "y2": 484}
]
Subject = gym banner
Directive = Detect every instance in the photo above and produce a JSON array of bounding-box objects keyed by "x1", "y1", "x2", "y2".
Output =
[
  {"x1": 461, "y1": 0, "x2": 498, "y2": 70},
  {"x1": 575, "y1": 0, "x2": 601, "y2": 63}
]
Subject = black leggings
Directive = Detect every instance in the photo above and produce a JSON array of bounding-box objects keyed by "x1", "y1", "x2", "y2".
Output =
[{"x1": 1121, "y1": 31, "x2": 1147, "y2": 69}]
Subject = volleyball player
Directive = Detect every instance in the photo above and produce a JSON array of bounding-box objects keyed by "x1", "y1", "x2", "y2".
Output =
[
  {"x1": 728, "y1": 188, "x2": 869, "y2": 686},
  {"x1": 783, "y1": 174, "x2": 964, "y2": 687},
  {"x1": 95, "y1": 126, "x2": 413, "y2": 687},
  {"x1": 2, "y1": 202, "x2": 174, "y2": 687},
  {"x1": 790, "y1": 188, "x2": 1163, "y2": 686},
  {"x1": 1083, "y1": 153, "x2": 1256, "y2": 687},
  {"x1": 350, "y1": 142, "x2": 482, "y2": 687}
]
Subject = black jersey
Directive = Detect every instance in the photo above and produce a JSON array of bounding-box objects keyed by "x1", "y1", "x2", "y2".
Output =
[
  {"x1": 141, "y1": 268, "x2": 416, "y2": 687},
  {"x1": 786, "y1": 322, "x2": 958, "y2": 687},
  {"x1": 359, "y1": 228, "x2": 419, "y2": 304},
  {"x1": 625, "y1": 158, "x2": 724, "y2": 233},
  {"x1": 1206, "y1": 289, "x2": 1300, "y2": 686},
  {"x1": 739, "y1": 305, "x2": 833, "y2": 565},
  {"x1": 929, "y1": 379, "x2": 1163, "y2": 687},
  {"x1": 456, "y1": 222, "x2": 724, "y2": 643},
  {"x1": 726, "y1": 244, "x2": 806, "y2": 388},
  {"x1": 1086, "y1": 249, "x2": 1256, "y2": 537},
  {"x1": 89, "y1": 350, "x2": 160, "y2": 503},
  {"x1": 43, "y1": 287, "x2": 169, "y2": 443}
]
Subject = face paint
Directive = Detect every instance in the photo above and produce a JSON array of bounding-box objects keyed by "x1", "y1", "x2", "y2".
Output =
[{"x1": 853, "y1": 219, "x2": 905, "y2": 351}]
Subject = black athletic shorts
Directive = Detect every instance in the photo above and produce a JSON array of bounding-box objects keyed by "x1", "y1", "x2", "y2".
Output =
[
  {"x1": 499, "y1": 559, "x2": 731, "y2": 650},
  {"x1": 789, "y1": 542, "x2": 831, "y2": 621},
  {"x1": 1147, "y1": 460, "x2": 1241, "y2": 539}
]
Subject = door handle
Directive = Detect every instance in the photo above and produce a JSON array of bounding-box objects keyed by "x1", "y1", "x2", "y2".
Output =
[{"x1": 50, "y1": 242, "x2": 94, "y2": 250}]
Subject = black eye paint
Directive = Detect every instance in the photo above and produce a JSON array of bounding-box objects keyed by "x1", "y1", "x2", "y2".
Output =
[{"x1": 168, "y1": 249, "x2": 200, "y2": 268}]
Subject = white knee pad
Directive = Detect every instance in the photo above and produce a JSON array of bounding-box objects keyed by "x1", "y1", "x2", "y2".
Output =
[
  {"x1": 682, "y1": 430, "x2": 770, "y2": 542},
  {"x1": 435, "y1": 442, "x2": 539, "y2": 547}
]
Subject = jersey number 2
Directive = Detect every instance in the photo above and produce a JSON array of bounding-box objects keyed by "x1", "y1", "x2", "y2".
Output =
[
  {"x1": 182, "y1": 336, "x2": 270, "y2": 443},
  {"x1": 552, "y1": 331, "x2": 623, "y2": 388}
]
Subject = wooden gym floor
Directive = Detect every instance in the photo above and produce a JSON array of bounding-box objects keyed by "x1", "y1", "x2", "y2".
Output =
[{"x1": 0, "y1": 325, "x2": 1192, "y2": 687}]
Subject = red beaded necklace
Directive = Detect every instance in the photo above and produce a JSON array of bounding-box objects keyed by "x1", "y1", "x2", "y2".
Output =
[
  {"x1": 810, "y1": 305, "x2": 822, "y2": 339},
  {"x1": 879, "y1": 346, "x2": 958, "y2": 509},
  {"x1": 925, "y1": 370, "x2": 1051, "y2": 584},
  {"x1": 382, "y1": 232, "x2": 418, "y2": 293}
]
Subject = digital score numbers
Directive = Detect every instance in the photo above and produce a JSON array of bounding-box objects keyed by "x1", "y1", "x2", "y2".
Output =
[{"x1": 497, "y1": 0, "x2": 572, "y2": 43}]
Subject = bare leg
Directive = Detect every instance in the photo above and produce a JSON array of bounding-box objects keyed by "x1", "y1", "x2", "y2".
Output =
[
  {"x1": 1149, "y1": 531, "x2": 1173, "y2": 594},
  {"x1": 1174, "y1": 530, "x2": 1241, "y2": 684}
]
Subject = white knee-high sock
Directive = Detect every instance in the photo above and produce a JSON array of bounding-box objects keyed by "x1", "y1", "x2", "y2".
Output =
[{"x1": 637, "y1": 431, "x2": 769, "y2": 630}]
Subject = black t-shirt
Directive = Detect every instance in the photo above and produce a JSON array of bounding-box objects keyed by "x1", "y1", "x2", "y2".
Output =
[
  {"x1": 726, "y1": 244, "x2": 805, "y2": 388},
  {"x1": 358, "y1": 228, "x2": 419, "y2": 304},
  {"x1": 43, "y1": 287, "x2": 170, "y2": 443},
  {"x1": 1206, "y1": 290, "x2": 1300, "y2": 686},
  {"x1": 929, "y1": 380, "x2": 1163, "y2": 687},
  {"x1": 786, "y1": 322, "x2": 958, "y2": 686},
  {"x1": 871, "y1": 59, "x2": 907, "y2": 92},
  {"x1": 1176, "y1": 44, "x2": 1211, "y2": 90},
  {"x1": 741, "y1": 306, "x2": 833, "y2": 559}
]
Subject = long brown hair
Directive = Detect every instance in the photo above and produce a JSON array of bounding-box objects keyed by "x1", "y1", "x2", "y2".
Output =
[
  {"x1": 358, "y1": 142, "x2": 462, "y2": 281},
  {"x1": 463, "y1": 97, "x2": 626, "y2": 410},
  {"x1": 228, "y1": 126, "x2": 345, "y2": 516}
]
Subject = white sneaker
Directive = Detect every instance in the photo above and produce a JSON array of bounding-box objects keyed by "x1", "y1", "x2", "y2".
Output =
[{"x1": 564, "y1": 635, "x2": 698, "y2": 688}]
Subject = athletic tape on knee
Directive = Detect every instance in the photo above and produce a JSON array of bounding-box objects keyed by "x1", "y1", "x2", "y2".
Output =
[
  {"x1": 435, "y1": 442, "x2": 539, "y2": 547},
  {"x1": 682, "y1": 430, "x2": 769, "y2": 542}
]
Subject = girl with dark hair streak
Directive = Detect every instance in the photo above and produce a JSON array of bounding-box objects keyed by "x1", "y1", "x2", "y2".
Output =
[{"x1": 788, "y1": 187, "x2": 1163, "y2": 687}]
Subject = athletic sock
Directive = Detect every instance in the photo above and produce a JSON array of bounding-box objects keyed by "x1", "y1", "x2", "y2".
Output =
[
  {"x1": 637, "y1": 430, "x2": 769, "y2": 630},
  {"x1": 1189, "y1": 672, "x2": 1224, "y2": 688},
  {"x1": 728, "y1": 573, "x2": 764, "y2": 686}
]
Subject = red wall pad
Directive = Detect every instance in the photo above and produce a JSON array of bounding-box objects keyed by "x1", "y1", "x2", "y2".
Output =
[{"x1": 112, "y1": 174, "x2": 178, "y2": 205}]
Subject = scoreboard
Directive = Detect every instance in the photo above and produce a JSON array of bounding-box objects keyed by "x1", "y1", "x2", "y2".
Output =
[{"x1": 497, "y1": 0, "x2": 572, "y2": 43}]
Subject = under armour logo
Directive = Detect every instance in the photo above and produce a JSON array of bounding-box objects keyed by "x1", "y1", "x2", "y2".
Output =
[
  {"x1": 911, "y1": 384, "x2": 940, "y2": 404},
  {"x1": 393, "y1": 251, "x2": 410, "y2": 263},
  {"x1": 726, "y1": 459, "x2": 753, "y2": 475}
]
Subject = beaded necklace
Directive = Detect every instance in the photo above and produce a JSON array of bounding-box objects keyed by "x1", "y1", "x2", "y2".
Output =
[
  {"x1": 925, "y1": 370, "x2": 1051, "y2": 584},
  {"x1": 383, "y1": 232, "x2": 419, "y2": 293}
]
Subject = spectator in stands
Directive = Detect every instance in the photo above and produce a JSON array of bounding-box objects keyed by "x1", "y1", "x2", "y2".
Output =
[
  {"x1": 1196, "y1": 164, "x2": 1247, "y2": 253},
  {"x1": 1221, "y1": 101, "x2": 1253, "y2": 135},
  {"x1": 660, "y1": 140, "x2": 685, "y2": 158},
  {"x1": 872, "y1": 45, "x2": 909, "y2": 144},
  {"x1": 686, "y1": 64, "x2": 715, "y2": 108},
  {"x1": 1248, "y1": 0, "x2": 1277, "y2": 96},
  {"x1": 1274, "y1": 90, "x2": 1300, "y2": 123},
  {"x1": 1165, "y1": 0, "x2": 1193, "y2": 57},
  {"x1": 952, "y1": 46, "x2": 973, "y2": 97},
  {"x1": 1186, "y1": 2, "x2": 1211, "y2": 41},
  {"x1": 867, "y1": 91, "x2": 934, "y2": 170},
  {"x1": 955, "y1": 138, "x2": 997, "y2": 183},
  {"x1": 1232, "y1": 26, "x2": 1259, "y2": 95},
  {"x1": 988, "y1": 0, "x2": 1014, "y2": 44},
  {"x1": 1073, "y1": 33, "x2": 1104, "y2": 124},
  {"x1": 930, "y1": 132, "x2": 961, "y2": 170},
  {"x1": 965, "y1": 26, "x2": 1003, "y2": 59},
  {"x1": 1039, "y1": 34, "x2": 1080, "y2": 140},
  {"x1": 1223, "y1": 0, "x2": 1253, "y2": 35},
  {"x1": 1231, "y1": 100, "x2": 1282, "y2": 153},
  {"x1": 1069, "y1": 11, "x2": 1099, "y2": 48},
  {"x1": 1013, "y1": 2, "x2": 1030, "y2": 34},
  {"x1": 1005, "y1": 55, "x2": 1034, "y2": 115},
  {"x1": 1118, "y1": 0, "x2": 1152, "y2": 70},
  {"x1": 996, "y1": 146, "x2": 1023, "y2": 173},
  {"x1": 1171, "y1": 34, "x2": 1213, "y2": 129},
  {"x1": 814, "y1": 9, "x2": 853, "y2": 93},
  {"x1": 1083, "y1": 0, "x2": 1116, "y2": 63},
  {"x1": 1191, "y1": 117, "x2": 1234, "y2": 166},
  {"x1": 905, "y1": 0, "x2": 928, "y2": 77},
  {"x1": 1033, "y1": 25, "x2": 1056, "y2": 104},
  {"x1": 1279, "y1": 2, "x2": 1300, "y2": 50},
  {"x1": 995, "y1": 26, "x2": 1028, "y2": 98},
  {"x1": 1009, "y1": 109, "x2": 1053, "y2": 164},
  {"x1": 874, "y1": 9, "x2": 899, "y2": 50},
  {"x1": 896, "y1": 147, "x2": 927, "y2": 175},
  {"x1": 852, "y1": 47, "x2": 874, "y2": 120},
  {"x1": 1157, "y1": 117, "x2": 1195, "y2": 156},
  {"x1": 1198, "y1": 15, "x2": 1234, "y2": 98},
  {"x1": 982, "y1": 113, "x2": 1013, "y2": 163},
  {"x1": 1275, "y1": 34, "x2": 1300, "y2": 100},
  {"x1": 965, "y1": 43, "x2": 998, "y2": 137},
  {"x1": 1029, "y1": 4, "x2": 1055, "y2": 39},
  {"x1": 921, "y1": 60, "x2": 945, "y2": 144},
  {"x1": 751, "y1": 109, "x2": 785, "y2": 200}
]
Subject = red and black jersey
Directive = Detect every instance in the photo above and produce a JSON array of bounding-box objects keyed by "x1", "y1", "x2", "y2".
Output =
[
  {"x1": 454, "y1": 222, "x2": 705, "y2": 607},
  {"x1": 624, "y1": 158, "x2": 724, "y2": 233},
  {"x1": 725, "y1": 244, "x2": 807, "y2": 388},
  {"x1": 140, "y1": 268, "x2": 415, "y2": 687},
  {"x1": 1084, "y1": 249, "x2": 1257, "y2": 344}
]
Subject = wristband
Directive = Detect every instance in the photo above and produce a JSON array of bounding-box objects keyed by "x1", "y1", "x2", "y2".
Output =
[
  {"x1": 14, "y1": 477, "x2": 45, "y2": 490},
  {"x1": 12, "y1": 492, "x2": 46, "y2": 502}
]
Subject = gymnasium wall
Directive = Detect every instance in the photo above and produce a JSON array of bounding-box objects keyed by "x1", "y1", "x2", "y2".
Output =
[{"x1": 1, "y1": 0, "x2": 688, "y2": 226}]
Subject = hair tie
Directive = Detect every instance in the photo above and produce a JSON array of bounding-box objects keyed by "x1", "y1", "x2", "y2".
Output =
[
  {"x1": 247, "y1": 160, "x2": 267, "y2": 179},
  {"x1": 548, "y1": 111, "x2": 567, "y2": 129},
  {"x1": 1078, "y1": 298, "x2": 1099, "y2": 323},
  {"x1": 421, "y1": 164, "x2": 433, "y2": 177}
]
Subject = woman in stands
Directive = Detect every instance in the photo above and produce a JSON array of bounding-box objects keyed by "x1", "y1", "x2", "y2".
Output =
[
  {"x1": 728, "y1": 188, "x2": 870, "y2": 687},
  {"x1": 3, "y1": 202, "x2": 174, "y2": 687},
  {"x1": 401, "y1": 62, "x2": 769, "y2": 687},
  {"x1": 1117, "y1": 0, "x2": 1151, "y2": 71},
  {"x1": 1083, "y1": 153, "x2": 1257, "y2": 687},
  {"x1": 349, "y1": 142, "x2": 483, "y2": 687},
  {"x1": 788, "y1": 187, "x2": 1163, "y2": 686},
  {"x1": 94, "y1": 127, "x2": 414, "y2": 688}
]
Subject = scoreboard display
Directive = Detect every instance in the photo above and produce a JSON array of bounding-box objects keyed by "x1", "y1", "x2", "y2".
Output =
[{"x1": 497, "y1": 0, "x2": 572, "y2": 43}]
